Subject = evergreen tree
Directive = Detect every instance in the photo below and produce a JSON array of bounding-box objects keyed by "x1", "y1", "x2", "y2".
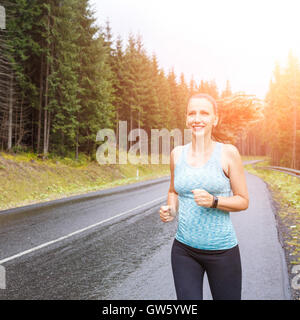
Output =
[
  {"x1": 49, "y1": 0, "x2": 81, "y2": 157},
  {"x1": 264, "y1": 52, "x2": 300, "y2": 167},
  {"x1": 0, "y1": 0, "x2": 42, "y2": 151},
  {"x1": 76, "y1": 0, "x2": 115, "y2": 157},
  {"x1": 167, "y1": 68, "x2": 179, "y2": 129},
  {"x1": 221, "y1": 80, "x2": 232, "y2": 98}
]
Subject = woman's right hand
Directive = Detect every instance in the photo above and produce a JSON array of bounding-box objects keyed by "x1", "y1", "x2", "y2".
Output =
[{"x1": 159, "y1": 205, "x2": 175, "y2": 223}]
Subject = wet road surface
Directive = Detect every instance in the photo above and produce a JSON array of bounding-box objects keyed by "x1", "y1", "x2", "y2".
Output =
[{"x1": 0, "y1": 161, "x2": 291, "y2": 299}]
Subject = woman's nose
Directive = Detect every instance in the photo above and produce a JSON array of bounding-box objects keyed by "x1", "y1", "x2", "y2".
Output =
[{"x1": 195, "y1": 113, "x2": 202, "y2": 122}]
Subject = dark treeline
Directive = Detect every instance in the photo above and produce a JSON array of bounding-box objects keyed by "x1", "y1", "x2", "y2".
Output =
[
  {"x1": 0, "y1": 0, "x2": 114, "y2": 158},
  {"x1": 1, "y1": 1, "x2": 298, "y2": 169},
  {"x1": 0, "y1": 0, "x2": 258, "y2": 159}
]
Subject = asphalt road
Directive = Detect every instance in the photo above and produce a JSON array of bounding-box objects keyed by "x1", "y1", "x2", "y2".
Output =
[{"x1": 0, "y1": 160, "x2": 291, "y2": 299}]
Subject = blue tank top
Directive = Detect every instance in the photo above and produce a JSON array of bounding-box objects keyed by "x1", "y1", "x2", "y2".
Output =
[{"x1": 174, "y1": 141, "x2": 238, "y2": 250}]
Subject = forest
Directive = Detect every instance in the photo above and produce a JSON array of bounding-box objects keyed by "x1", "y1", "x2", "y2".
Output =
[{"x1": 0, "y1": 0, "x2": 299, "y2": 169}]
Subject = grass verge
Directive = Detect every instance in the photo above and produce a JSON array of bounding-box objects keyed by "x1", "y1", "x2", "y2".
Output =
[{"x1": 0, "y1": 151, "x2": 170, "y2": 211}]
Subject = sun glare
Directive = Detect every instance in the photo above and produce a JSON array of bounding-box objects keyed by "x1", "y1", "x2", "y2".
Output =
[{"x1": 90, "y1": 0, "x2": 300, "y2": 98}]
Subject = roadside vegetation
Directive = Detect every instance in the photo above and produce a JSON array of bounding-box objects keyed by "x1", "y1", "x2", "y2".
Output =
[
  {"x1": 0, "y1": 151, "x2": 169, "y2": 211},
  {"x1": 245, "y1": 159, "x2": 300, "y2": 300}
]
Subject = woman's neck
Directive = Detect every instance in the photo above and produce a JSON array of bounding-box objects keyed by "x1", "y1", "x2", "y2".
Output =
[{"x1": 191, "y1": 134, "x2": 215, "y2": 155}]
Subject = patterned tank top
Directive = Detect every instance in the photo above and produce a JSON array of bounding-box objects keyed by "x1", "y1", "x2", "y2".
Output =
[{"x1": 174, "y1": 141, "x2": 238, "y2": 250}]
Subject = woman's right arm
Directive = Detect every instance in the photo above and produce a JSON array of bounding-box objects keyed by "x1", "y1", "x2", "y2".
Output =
[
  {"x1": 159, "y1": 147, "x2": 179, "y2": 222},
  {"x1": 168, "y1": 147, "x2": 179, "y2": 215}
]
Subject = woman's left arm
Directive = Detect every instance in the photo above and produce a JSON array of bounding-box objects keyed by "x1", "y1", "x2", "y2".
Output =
[{"x1": 216, "y1": 144, "x2": 249, "y2": 212}]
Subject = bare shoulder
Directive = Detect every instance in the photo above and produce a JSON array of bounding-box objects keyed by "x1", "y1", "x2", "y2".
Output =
[
  {"x1": 223, "y1": 143, "x2": 242, "y2": 164},
  {"x1": 223, "y1": 143, "x2": 240, "y2": 155}
]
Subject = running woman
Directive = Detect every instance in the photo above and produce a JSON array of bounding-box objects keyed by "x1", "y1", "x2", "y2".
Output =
[{"x1": 159, "y1": 93, "x2": 249, "y2": 300}]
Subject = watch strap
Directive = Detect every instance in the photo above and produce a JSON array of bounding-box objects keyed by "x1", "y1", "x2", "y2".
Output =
[{"x1": 211, "y1": 195, "x2": 218, "y2": 208}]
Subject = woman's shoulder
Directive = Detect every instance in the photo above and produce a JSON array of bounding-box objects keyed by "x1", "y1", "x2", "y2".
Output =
[
  {"x1": 222, "y1": 143, "x2": 242, "y2": 163},
  {"x1": 222, "y1": 143, "x2": 240, "y2": 154}
]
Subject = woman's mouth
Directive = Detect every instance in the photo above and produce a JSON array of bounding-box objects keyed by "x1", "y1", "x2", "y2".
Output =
[{"x1": 192, "y1": 124, "x2": 206, "y2": 131}]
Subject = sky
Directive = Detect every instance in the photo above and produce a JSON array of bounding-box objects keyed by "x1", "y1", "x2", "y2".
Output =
[{"x1": 89, "y1": 0, "x2": 300, "y2": 100}]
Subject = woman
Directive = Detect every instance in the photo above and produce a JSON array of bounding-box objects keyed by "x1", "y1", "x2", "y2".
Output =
[{"x1": 159, "y1": 93, "x2": 249, "y2": 300}]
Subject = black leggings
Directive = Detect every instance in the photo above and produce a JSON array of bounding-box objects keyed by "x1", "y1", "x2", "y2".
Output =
[{"x1": 171, "y1": 238, "x2": 242, "y2": 300}]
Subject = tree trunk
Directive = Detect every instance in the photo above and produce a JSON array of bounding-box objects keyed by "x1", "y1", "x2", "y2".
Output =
[
  {"x1": 116, "y1": 110, "x2": 119, "y2": 147},
  {"x1": 46, "y1": 110, "x2": 51, "y2": 153},
  {"x1": 130, "y1": 111, "x2": 132, "y2": 150},
  {"x1": 291, "y1": 103, "x2": 297, "y2": 168},
  {"x1": 43, "y1": 13, "x2": 50, "y2": 158},
  {"x1": 43, "y1": 108, "x2": 48, "y2": 156},
  {"x1": 75, "y1": 131, "x2": 79, "y2": 160},
  {"x1": 17, "y1": 96, "x2": 24, "y2": 146},
  {"x1": 37, "y1": 53, "x2": 44, "y2": 153},
  {"x1": 7, "y1": 73, "x2": 13, "y2": 151},
  {"x1": 291, "y1": 69, "x2": 297, "y2": 169}
]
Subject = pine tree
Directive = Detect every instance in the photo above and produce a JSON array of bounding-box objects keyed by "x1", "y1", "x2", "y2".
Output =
[
  {"x1": 221, "y1": 80, "x2": 232, "y2": 98},
  {"x1": 167, "y1": 68, "x2": 179, "y2": 129},
  {"x1": 264, "y1": 52, "x2": 300, "y2": 167},
  {"x1": 49, "y1": 0, "x2": 81, "y2": 157},
  {"x1": 76, "y1": 0, "x2": 115, "y2": 157},
  {"x1": 0, "y1": 0, "x2": 41, "y2": 152}
]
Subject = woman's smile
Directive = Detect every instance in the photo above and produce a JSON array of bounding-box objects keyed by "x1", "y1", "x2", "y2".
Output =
[{"x1": 192, "y1": 124, "x2": 206, "y2": 132}]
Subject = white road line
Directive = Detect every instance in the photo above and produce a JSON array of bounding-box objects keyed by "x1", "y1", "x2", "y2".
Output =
[{"x1": 0, "y1": 196, "x2": 166, "y2": 265}]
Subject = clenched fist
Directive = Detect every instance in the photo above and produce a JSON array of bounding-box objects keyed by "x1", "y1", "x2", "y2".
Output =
[
  {"x1": 159, "y1": 205, "x2": 175, "y2": 223},
  {"x1": 191, "y1": 189, "x2": 214, "y2": 208}
]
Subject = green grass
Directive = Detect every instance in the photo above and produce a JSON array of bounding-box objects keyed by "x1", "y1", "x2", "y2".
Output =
[
  {"x1": 0, "y1": 152, "x2": 273, "y2": 211},
  {"x1": 242, "y1": 155, "x2": 269, "y2": 162},
  {"x1": 0, "y1": 151, "x2": 170, "y2": 211}
]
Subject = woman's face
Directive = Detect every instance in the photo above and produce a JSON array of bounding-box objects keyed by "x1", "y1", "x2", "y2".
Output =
[{"x1": 186, "y1": 98, "x2": 218, "y2": 136}]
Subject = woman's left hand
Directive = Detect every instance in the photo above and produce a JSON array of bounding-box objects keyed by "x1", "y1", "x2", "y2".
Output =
[{"x1": 191, "y1": 189, "x2": 214, "y2": 208}]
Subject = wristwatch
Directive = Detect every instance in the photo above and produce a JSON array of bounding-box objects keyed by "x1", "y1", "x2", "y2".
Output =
[{"x1": 211, "y1": 195, "x2": 218, "y2": 208}]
